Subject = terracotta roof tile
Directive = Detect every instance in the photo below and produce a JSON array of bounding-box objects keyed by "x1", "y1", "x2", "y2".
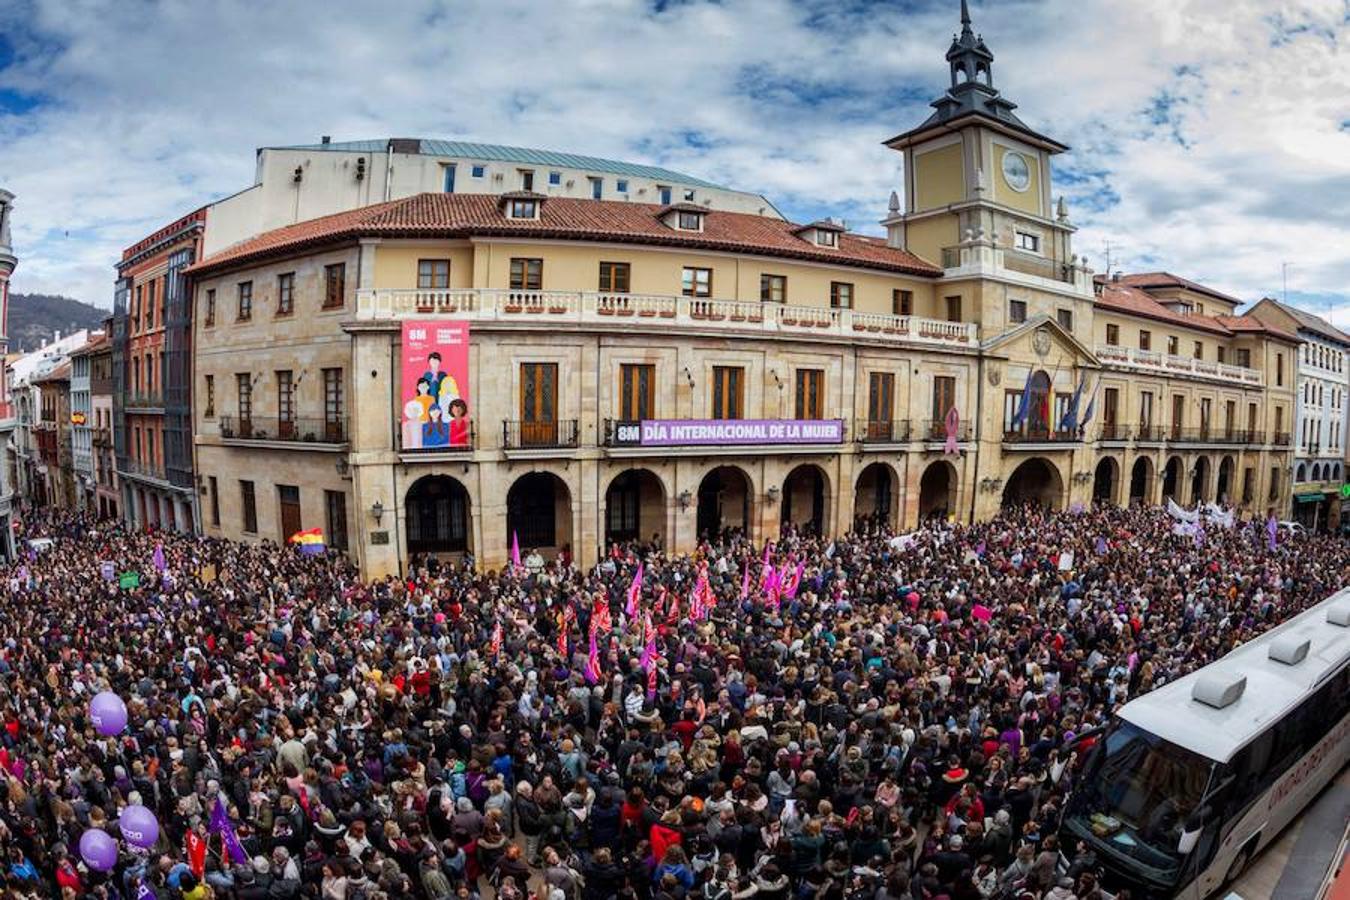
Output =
[
  {"x1": 1116, "y1": 271, "x2": 1242, "y2": 306},
  {"x1": 191, "y1": 194, "x2": 942, "y2": 279},
  {"x1": 1215, "y1": 315, "x2": 1299, "y2": 342},
  {"x1": 1095, "y1": 283, "x2": 1233, "y2": 336}
]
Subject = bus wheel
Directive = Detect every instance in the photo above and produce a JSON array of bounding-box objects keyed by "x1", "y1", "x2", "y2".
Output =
[{"x1": 1225, "y1": 843, "x2": 1256, "y2": 885}]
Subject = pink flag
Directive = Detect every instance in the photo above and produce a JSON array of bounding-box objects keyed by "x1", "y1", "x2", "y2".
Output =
[
  {"x1": 944, "y1": 406, "x2": 961, "y2": 455},
  {"x1": 510, "y1": 531, "x2": 522, "y2": 570},
  {"x1": 489, "y1": 621, "x2": 503, "y2": 656},
  {"x1": 759, "y1": 542, "x2": 774, "y2": 588},
  {"x1": 740, "y1": 561, "x2": 750, "y2": 601},
  {"x1": 584, "y1": 624, "x2": 602, "y2": 685},
  {"x1": 971, "y1": 603, "x2": 992, "y2": 622},
  {"x1": 625, "y1": 563, "x2": 644, "y2": 618},
  {"x1": 639, "y1": 613, "x2": 656, "y2": 671},
  {"x1": 784, "y1": 560, "x2": 804, "y2": 599}
]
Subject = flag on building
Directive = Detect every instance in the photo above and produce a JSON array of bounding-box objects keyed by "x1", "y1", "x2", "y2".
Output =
[
  {"x1": 944, "y1": 405, "x2": 961, "y2": 455},
  {"x1": 1011, "y1": 369, "x2": 1035, "y2": 428}
]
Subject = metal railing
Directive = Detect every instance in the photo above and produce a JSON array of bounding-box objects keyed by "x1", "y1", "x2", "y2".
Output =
[
  {"x1": 502, "y1": 419, "x2": 580, "y2": 450},
  {"x1": 1273, "y1": 431, "x2": 1292, "y2": 446},
  {"x1": 1136, "y1": 424, "x2": 1166, "y2": 442},
  {"x1": 358, "y1": 288, "x2": 980, "y2": 347},
  {"x1": 401, "y1": 420, "x2": 475, "y2": 452},
  {"x1": 119, "y1": 458, "x2": 168, "y2": 481},
  {"x1": 1098, "y1": 423, "x2": 1131, "y2": 441},
  {"x1": 125, "y1": 393, "x2": 165, "y2": 409},
  {"x1": 855, "y1": 419, "x2": 910, "y2": 444},
  {"x1": 1003, "y1": 424, "x2": 1082, "y2": 444},
  {"x1": 921, "y1": 419, "x2": 972, "y2": 442},
  {"x1": 218, "y1": 415, "x2": 349, "y2": 444}
]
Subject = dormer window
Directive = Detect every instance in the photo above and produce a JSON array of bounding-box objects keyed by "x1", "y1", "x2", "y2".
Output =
[
  {"x1": 794, "y1": 220, "x2": 845, "y2": 248},
  {"x1": 500, "y1": 191, "x2": 545, "y2": 220},
  {"x1": 678, "y1": 210, "x2": 703, "y2": 231}
]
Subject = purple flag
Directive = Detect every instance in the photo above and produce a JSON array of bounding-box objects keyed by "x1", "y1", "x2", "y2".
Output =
[
  {"x1": 152, "y1": 543, "x2": 166, "y2": 573},
  {"x1": 1266, "y1": 515, "x2": 1278, "y2": 551},
  {"x1": 943, "y1": 406, "x2": 960, "y2": 455},
  {"x1": 510, "y1": 531, "x2": 522, "y2": 570},
  {"x1": 583, "y1": 627, "x2": 601, "y2": 685},
  {"x1": 137, "y1": 882, "x2": 156, "y2": 900},
  {"x1": 208, "y1": 796, "x2": 249, "y2": 864},
  {"x1": 100, "y1": 560, "x2": 115, "y2": 581},
  {"x1": 624, "y1": 563, "x2": 643, "y2": 619},
  {"x1": 1094, "y1": 536, "x2": 1108, "y2": 556}
]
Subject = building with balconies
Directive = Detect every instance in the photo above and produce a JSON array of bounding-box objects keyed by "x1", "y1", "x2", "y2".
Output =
[
  {"x1": 113, "y1": 208, "x2": 205, "y2": 533},
  {"x1": 0, "y1": 189, "x2": 16, "y2": 557},
  {"x1": 183, "y1": 4, "x2": 1299, "y2": 576},
  {"x1": 1246, "y1": 297, "x2": 1349, "y2": 530},
  {"x1": 88, "y1": 332, "x2": 119, "y2": 519},
  {"x1": 69, "y1": 334, "x2": 108, "y2": 512}
]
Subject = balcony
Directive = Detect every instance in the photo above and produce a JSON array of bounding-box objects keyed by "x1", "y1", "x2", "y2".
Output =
[
  {"x1": 921, "y1": 419, "x2": 972, "y2": 442},
  {"x1": 92, "y1": 427, "x2": 112, "y2": 448},
  {"x1": 357, "y1": 288, "x2": 980, "y2": 349},
  {"x1": 856, "y1": 419, "x2": 911, "y2": 444},
  {"x1": 502, "y1": 419, "x2": 580, "y2": 450},
  {"x1": 401, "y1": 420, "x2": 475, "y2": 453},
  {"x1": 217, "y1": 415, "x2": 349, "y2": 444},
  {"x1": 1096, "y1": 344, "x2": 1263, "y2": 387},
  {"x1": 941, "y1": 242, "x2": 1096, "y2": 292},
  {"x1": 1135, "y1": 424, "x2": 1166, "y2": 443},
  {"x1": 125, "y1": 392, "x2": 165, "y2": 411},
  {"x1": 120, "y1": 458, "x2": 168, "y2": 482},
  {"x1": 1098, "y1": 423, "x2": 1131, "y2": 442},
  {"x1": 1273, "y1": 432, "x2": 1292, "y2": 447},
  {"x1": 1003, "y1": 423, "x2": 1081, "y2": 445}
]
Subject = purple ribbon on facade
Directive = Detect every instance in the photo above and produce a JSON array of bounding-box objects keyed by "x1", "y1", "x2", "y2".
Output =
[{"x1": 943, "y1": 406, "x2": 960, "y2": 455}]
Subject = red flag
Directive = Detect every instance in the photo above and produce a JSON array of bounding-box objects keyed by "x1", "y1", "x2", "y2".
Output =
[
  {"x1": 489, "y1": 621, "x2": 503, "y2": 658},
  {"x1": 592, "y1": 594, "x2": 613, "y2": 635},
  {"x1": 186, "y1": 830, "x2": 207, "y2": 878},
  {"x1": 584, "y1": 622, "x2": 602, "y2": 685}
]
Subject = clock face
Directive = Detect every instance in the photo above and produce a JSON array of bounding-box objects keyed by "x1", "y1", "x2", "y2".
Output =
[{"x1": 1002, "y1": 151, "x2": 1031, "y2": 192}]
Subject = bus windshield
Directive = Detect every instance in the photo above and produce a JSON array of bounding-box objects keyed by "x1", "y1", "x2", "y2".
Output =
[{"x1": 1064, "y1": 721, "x2": 1215, "y2": 879}]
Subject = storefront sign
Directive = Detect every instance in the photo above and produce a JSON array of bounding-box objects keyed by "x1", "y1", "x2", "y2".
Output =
[
  {"x1": 370, "y1": 531, "x2": 390, "y2": 545},
  {"x1": 400, "y1": 320, "x2": 471, "y2": 449},
  {"x1": 70, "y1": 412, "x2": 86, "y2": 425},
  {"x1": 611, "y1": 419, "x2": 844, "y2": 447}
]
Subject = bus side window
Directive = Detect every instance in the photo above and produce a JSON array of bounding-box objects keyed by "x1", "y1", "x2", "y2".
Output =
[{"x1": 1228, "y1": 731, "x2": 1273, "y2": 816}]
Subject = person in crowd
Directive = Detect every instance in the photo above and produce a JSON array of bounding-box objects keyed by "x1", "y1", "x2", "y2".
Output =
[{"x1": 0, "y1": 500, "x2": 1343, "y2": 900}]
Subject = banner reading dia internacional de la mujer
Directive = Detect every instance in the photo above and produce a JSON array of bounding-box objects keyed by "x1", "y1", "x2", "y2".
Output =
[{"x1": 612, "y1": 419, "x2": 844, "y2": 447}]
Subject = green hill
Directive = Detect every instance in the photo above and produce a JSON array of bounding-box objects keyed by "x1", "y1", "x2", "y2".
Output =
[{"x1": 7, "y1": 293, "x2": 108, "y2": 351}]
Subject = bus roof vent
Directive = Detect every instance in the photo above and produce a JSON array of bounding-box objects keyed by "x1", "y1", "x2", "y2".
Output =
[
  {"x1": 1268, "y1": 635, "x2": 1310, "y2": 666},
  {"x1": 1327, "y1": 600, "x2": 1350, "y2": 627},
  {"x1": 1192, "y1": 672, "x2": 1246, "y2": 709}
]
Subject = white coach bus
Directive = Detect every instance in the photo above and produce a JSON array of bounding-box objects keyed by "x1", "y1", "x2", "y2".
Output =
[{"x1": 1059, "y1": 589, "x2": 1350, "y2": 899}]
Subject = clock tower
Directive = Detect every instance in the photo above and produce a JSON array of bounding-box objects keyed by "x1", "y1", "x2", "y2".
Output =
[{"x1": 882, "y1": 0, "x2": 1081, "y2": 290}]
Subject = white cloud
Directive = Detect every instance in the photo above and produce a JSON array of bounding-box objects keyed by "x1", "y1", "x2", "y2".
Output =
[{"x1": 0, "y1": 0, "x2": 1346, "y2": 325}]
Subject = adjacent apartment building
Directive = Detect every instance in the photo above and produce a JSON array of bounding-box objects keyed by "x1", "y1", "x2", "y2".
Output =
[
  {"x1": 0, "y1": 191, "x2": 16, "y2": 556},
  {"x1": 113, "y1": 209, "x2": 205, "y2": 532},
  {"x1": 185, "y1": 6, "x2": 1298, "y2": 576},
  {"x1": 1247, "y1": 298, "x2": 1350, "y2": 530}
]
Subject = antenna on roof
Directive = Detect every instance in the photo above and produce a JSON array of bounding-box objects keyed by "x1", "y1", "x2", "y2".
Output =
[{"x1": 1281, "y1": 261, "x2": 1291, "y2": 305}]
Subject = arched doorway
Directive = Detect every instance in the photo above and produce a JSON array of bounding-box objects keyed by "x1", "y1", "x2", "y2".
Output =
[
  {"x1": 854, "y1": 462, "x2": 899, "y2": 529},
  {"x1": 1191, "y1": 456, "x2": 1211, "y2": 503},
  {"x1": 918, "y1": 460, "x2": 957, "y2": 520},
  {"x1": 781, "y1": 464, "x2": 829, "y2": 536},
  {"x1": 406, "y1": 475, "x2": 472, "y2": 557},
  {"x1": 1002, "y1": 457, "x2": 1063, "y2": 509},
  {"x1": 1216, "y1": 456, "x2": 1235, "y2": 504},
  {"x1": 1092, "y1": 457, "x2": 1119, "y2": 505},
  {"x1": 1129, "y1": 457, "x2": 1152, "y2": 506},
  {"x1": 1162, "y1": 456, "x2": 1182, "y2": 501},
  {"x1": 507, "y1": 472, "x2": 573, "y2": 558},
  {"x1": 604, "y1": 469, "x2": 666, "y2": 548},
  {"x1": 696, "y1": 466, "x2": 752, "y2": 541}
]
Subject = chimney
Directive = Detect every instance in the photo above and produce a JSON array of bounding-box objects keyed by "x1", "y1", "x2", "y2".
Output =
[
  {"x1": 321, "y1": 135, "x2": 331, "y2": 145},
  {"x1": 1111, "y1": 271, "x2": 1122, "y2": 283}
]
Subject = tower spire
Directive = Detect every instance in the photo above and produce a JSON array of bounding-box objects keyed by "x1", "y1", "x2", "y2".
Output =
[{"x1": 960, "y1": 0, "x2": 972, "y2": 31}]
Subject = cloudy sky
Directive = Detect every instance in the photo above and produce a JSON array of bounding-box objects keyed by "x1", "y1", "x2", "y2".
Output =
[{"x1": 1, "y1": 0, "x2": 1348, "y2": 323}]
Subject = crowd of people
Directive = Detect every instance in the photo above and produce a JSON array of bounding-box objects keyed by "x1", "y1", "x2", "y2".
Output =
[{"x1": 0, "y1": 500, "x2": 1345, "y2": 900}]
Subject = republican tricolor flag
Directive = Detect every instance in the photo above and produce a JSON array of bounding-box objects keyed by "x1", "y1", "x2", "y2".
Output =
[{"x1": 288, "y1": 528, "x2": 326, "y2": 556}]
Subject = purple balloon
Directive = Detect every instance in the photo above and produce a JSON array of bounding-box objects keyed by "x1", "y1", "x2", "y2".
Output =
[
  {"x1": 79, "y1": 828, "x2": 118, "y2": 871},
  {"x1": 119, "y1": 804, "x2": 159, "y2": 849},
  {"x1": 90, "y1": 691, "x2": 127, "y2": 736}
]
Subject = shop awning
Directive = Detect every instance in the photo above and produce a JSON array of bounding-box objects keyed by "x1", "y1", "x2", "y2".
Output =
[{"x1": 1293, "y1": 492, "x2": 1326, "y2": 504}]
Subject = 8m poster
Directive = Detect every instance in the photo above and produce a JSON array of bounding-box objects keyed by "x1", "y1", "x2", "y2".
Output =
[{"x1": 401, "y1": 320, "x2": 471, "y2": 449}]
